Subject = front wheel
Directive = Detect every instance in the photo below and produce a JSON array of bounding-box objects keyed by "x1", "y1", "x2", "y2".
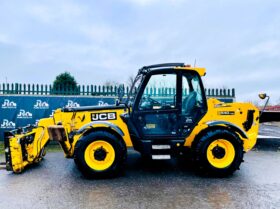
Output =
[
  {"x1": 193, "y1": 129, "x2": 244, "y2": 177},
  {"x1": 74, "y1": 131, "x2": 127, "y2": 178}
]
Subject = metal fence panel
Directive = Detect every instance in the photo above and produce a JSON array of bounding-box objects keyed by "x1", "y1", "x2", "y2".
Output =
[{"x1": 0, "y1": 83, "x2": 235, "y2": 98}]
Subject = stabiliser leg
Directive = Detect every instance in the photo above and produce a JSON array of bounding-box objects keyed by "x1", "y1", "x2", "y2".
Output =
[{"x1": 3, "y1": 131, "x2": 13, "y2": 171}]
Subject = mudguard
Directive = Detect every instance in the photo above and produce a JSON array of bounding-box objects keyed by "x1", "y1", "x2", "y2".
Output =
[
  {"x1": 76, "y1": 121, "x2": 125, "y2": 137},
  {"x1": 205, "y1": 120, "x2": 248, "y2": 139}
]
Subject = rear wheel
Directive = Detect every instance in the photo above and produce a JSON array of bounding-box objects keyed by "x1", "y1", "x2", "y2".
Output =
[
  {"x1": 193, "y1": 129, "x2": 244, "y2": 177},
  {"x1": 74, "y1": 131, "x2": 127, "y2": 178}
]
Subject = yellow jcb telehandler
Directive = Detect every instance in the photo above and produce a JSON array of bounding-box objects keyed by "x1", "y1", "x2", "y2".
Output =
[{"x1": 3, "y1": 63, "x2": 261, "y2": 178}]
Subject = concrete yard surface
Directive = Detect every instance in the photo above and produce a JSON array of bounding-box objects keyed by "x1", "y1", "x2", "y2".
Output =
[
  {"x1": 0, "y1": 150, "x2": 279, "y2": 209},
  {"x1": 259, "y1": 122, "x2": 280, "y2": 138}
]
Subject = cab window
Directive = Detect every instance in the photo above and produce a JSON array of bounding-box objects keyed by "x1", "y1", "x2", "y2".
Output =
[
  {"x1": 182, "y1": 72, "x2": 206, "y2": 116},
  {"x1": 139, "y1": 74, "x2": 176, "y2": 111}
]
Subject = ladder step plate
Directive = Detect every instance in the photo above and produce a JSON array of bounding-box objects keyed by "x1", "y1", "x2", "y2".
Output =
[
  {"x1": 152, "y1": 155, "x2": 171, "y2": 160},
  {"x1": 0, "y1": 162, "x2": 6, "y2": 170},
  {"x1": 152, "y1": 145, "x2": 171, "y2": 150}
]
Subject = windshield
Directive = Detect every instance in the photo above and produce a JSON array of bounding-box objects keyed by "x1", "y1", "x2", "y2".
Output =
[{"x1": 126, "y1": 74, "x2": 144, "y2": 106}]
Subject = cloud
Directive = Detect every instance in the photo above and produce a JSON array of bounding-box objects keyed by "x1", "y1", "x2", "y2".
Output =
[
  {"x1": 0, "y1": 33, "x2": 12, "y2": 44},
  {"x1": 123, "y1": 0, "x2": 162, "y2": 6},
  {"x1": 0, "y1": 0, "x2": 279, "y2": 104},
  {"x1": 80, "y1": 24, "x2": 114, "y2": 43},
  {"x1": 25, "y1": 1, "x2": 86, "y2": 24},
  {"x1": 244, "y1": 40, "x2": 280, "y2": 57},
  {"x1": 122, "y1": 0, "x2": 184, "y2": 6}
]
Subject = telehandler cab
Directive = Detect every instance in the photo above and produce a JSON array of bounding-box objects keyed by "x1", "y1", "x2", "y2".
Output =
[{"x1": 3, "y1": 63, "x2": 260, "y2": 178}]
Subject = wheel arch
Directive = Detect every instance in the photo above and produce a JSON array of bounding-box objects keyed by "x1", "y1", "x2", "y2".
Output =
[
  {"x1": 191, "y1": 122, "x2": 246, "y2": 150},
  {"x1": 206, "y1": 120, "x2": 248, "y2": 139},
  {"x1": 76, "y1": 121, "x2": 126, "y2": 148}
]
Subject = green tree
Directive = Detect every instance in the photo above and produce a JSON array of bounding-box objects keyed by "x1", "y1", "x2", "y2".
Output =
[{"x1": 53, "y1": 72, "x2": 78, "y2": 94}]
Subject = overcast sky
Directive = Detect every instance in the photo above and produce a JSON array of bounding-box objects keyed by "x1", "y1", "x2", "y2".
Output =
[{"x1": 0, "y1": 0, "x2": 279, "y2": 103}]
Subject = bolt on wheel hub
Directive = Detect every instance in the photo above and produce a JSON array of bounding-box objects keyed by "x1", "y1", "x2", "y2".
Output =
[
  {"x1": 94, "y1": 147, "x2": 107, "y2": 161},
  {"x1": 212, "y1": 145, "x2": 226, "y2": 159}
]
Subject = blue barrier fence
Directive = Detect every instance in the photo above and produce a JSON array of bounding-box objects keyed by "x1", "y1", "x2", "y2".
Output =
[{"x1": 0, "y1": 95, "x2": 116, "y2": 139}]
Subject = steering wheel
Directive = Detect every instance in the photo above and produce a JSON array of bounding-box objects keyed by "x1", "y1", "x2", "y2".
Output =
[
  {"x1": 140, "y1": 95, "x2": 161, "y2": 109},
  {"x1": 146, "y1": 96, "x2": 161, "y2": 106}
]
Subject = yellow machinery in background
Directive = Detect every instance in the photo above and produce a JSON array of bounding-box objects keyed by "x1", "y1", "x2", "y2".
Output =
[{"x1": 3, "y1": 63, "x2": 260, "y2": 178}]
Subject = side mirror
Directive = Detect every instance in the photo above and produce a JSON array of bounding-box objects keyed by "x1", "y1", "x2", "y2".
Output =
[
  {"x1": 115, "y1": 99, "x2": 120, "y2": 106},
  {"x1": 258, "y1": 93, "x2": 267, "y2": 100},
  {"x1": 258, "y1": 93, "x2": 270, "y2": 118}
]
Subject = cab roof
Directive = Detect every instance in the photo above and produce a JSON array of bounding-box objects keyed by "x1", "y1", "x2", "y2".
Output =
[
  {"x1": 175, "y1": 66, "x2": 206, "y2": 76},
  {"x1": 139, "y1": 63, "x2": 206, "y2": 76}
]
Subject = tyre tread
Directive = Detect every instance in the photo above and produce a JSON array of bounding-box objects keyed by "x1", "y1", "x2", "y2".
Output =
[{"x1": 193, "y1": 128, "x2": 244, "y2": 177}]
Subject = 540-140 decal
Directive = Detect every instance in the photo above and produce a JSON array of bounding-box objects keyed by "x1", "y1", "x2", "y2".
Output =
[
  {"x1": 91, "y1": 112, "x2": 117, "y2": 121},
  {"x1": 218, "y1": 111, "x2": 235, "y2": 115}
]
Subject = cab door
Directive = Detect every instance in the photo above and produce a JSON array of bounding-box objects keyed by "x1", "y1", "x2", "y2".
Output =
[
  {"x1": 180, "y1": 72, "x2": 207, "y2": 136},
  {"x1": 132, "y1": 72, "x2": 180, "y2": 139}
]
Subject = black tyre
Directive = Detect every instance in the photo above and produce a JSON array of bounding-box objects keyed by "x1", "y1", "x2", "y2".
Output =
[
  {"x1": 193, "y1": 129, "x2": 244, "y2": 177},
  {"x1": 74, "y1": 131, "x2": 127, "y2": 178}
]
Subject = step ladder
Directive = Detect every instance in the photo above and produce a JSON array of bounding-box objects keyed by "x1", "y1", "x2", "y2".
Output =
[
  {"x1": 0, "y1": 162, "x2": 6, "y2": 170},
  {"x1": 151, "y1": 144, "x2": 171, "y2": 160}
]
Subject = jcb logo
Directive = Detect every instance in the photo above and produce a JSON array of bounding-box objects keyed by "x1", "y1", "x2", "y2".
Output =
[{"x1": 91, "y1": 112, "x2": 117, "y2": 121}]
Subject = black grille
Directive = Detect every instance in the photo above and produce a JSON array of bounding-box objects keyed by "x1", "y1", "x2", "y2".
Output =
[{"x1": 243, "y1": 110, "x2": 255, "y2": 131}]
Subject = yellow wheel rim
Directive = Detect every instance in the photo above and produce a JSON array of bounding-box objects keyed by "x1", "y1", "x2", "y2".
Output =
[
  {"x1": 84, "y1": 140, "x2": 115, "y2": 171},
  {"x1": 206, "y1": 139, "x2": 235, "y2": 169}
]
